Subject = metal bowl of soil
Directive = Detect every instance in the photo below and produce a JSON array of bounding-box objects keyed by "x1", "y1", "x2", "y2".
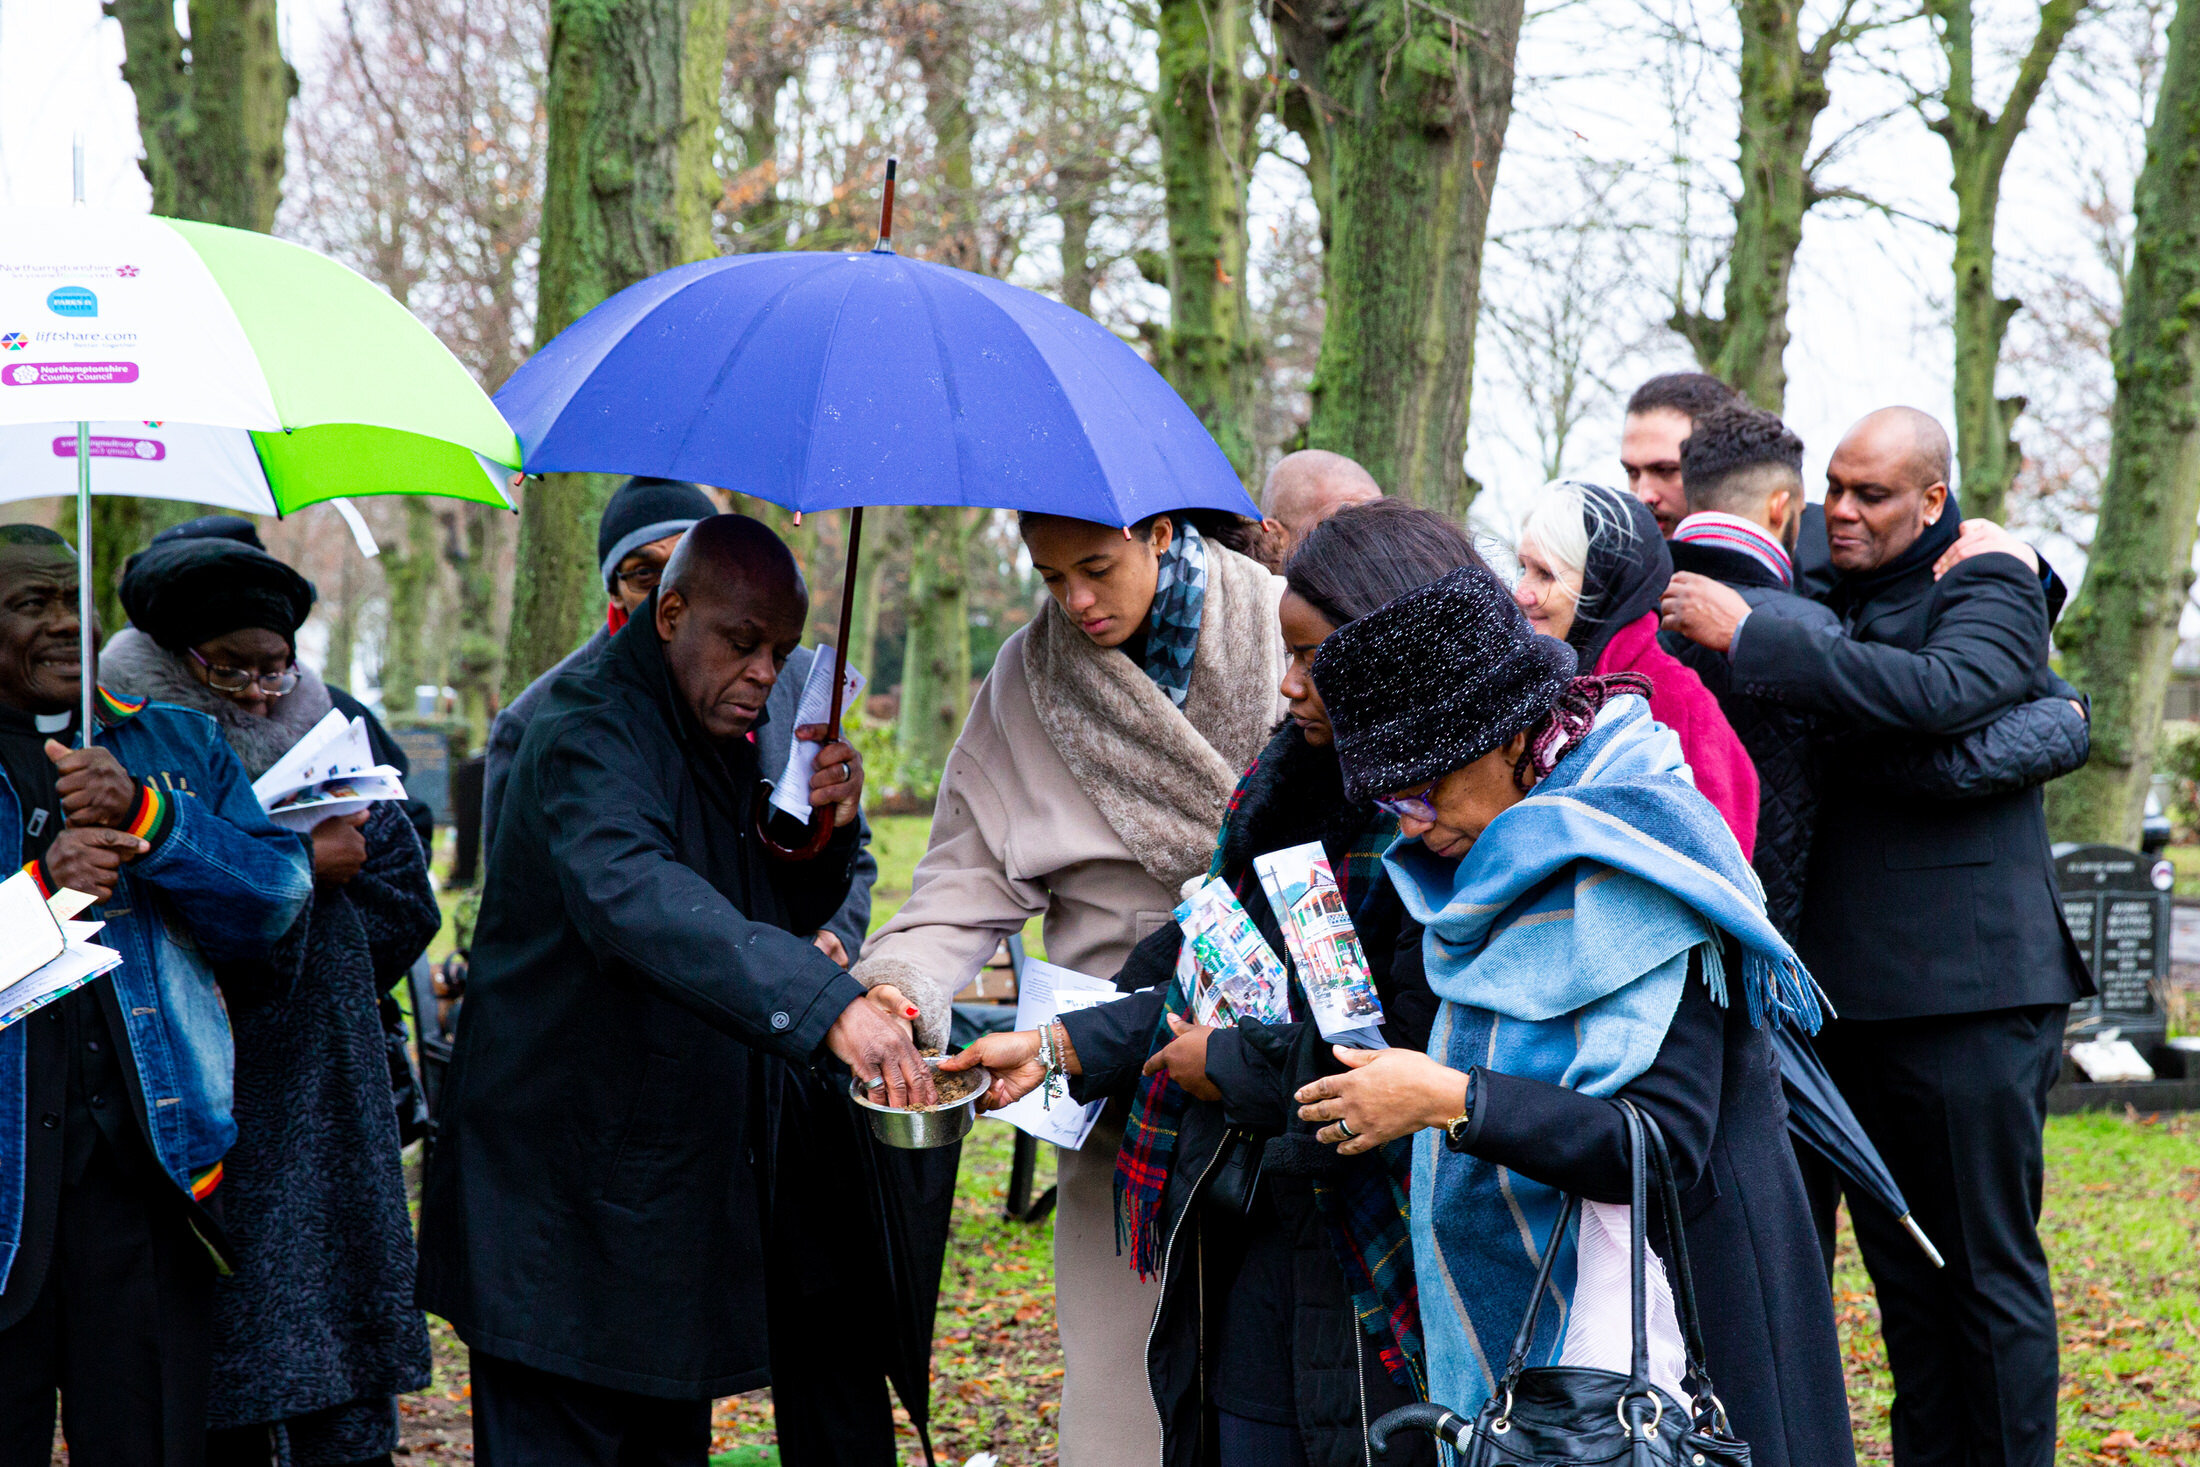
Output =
[{"x1": 849, "y1": 1055, "x2": 987, "y2": 1149}]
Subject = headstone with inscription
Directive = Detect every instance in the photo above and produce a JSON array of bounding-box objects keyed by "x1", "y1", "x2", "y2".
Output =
[{"x1": 2053, "y1": 843, "x2": 2172, "y2": 1052}]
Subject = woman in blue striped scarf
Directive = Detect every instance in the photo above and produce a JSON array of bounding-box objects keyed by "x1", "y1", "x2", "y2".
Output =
[{"x1": 1289, "y1": 565, "x2": 1854, "y2": 1467}]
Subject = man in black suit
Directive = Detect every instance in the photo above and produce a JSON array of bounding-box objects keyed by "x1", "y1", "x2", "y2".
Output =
[{"x1": 1662, "y1": 406, "x2": 2090, "y2": 1467}]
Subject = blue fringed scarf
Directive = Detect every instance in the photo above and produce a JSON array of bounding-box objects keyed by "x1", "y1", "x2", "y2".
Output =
[
  {"x1": 1385, "y1": 694, "x2": 1820, "y2": 1420},
  {"x1": 1141, "y1": 520, "x2": 1207, "y2": 708}
]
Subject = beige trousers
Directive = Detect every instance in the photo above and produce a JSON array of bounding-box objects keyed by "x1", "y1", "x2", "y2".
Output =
[{"x1": 1052, "y1": 1115, "x2": 1163, "y2": 1467}]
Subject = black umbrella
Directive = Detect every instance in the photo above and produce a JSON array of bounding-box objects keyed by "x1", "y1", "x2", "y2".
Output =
[
  {"x1": 851, "y1": 1108, "x2": 961, "y2": 1467},
  {"x1": 759, "y1": 1060, "x2": 960, "y2": 1467},
  {"x1": 1772, "y1": 1026, "x2": 1945, "y2": 1267}
]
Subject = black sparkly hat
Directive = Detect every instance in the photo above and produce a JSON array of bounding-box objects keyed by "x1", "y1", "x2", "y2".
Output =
[{"x1": 1311, "y1": 564, "x2": 1576, "y2": 803}]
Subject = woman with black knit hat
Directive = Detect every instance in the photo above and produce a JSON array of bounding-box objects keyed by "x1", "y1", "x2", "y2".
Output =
[
  {"x1": 102, "y1": 538, "x2": 440, "y2": 1467},
  {"x1": 1289, "y1": 565, "x2": 1853, "y2": 1467}
]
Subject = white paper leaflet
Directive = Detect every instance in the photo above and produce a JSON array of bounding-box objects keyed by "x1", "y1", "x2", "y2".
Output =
[
  {"x1": 768, "y1": 649, "x2": 868, "y2": 823},
  {"x1": 251, "y1": 709, "x2": 408, "y2": 832},
  {"x1": 1253, "y1": 841, "x2": 1388, "y2": 1047},
  {"x1": 990, "y1": 958, "x2": 1118, "y2": 1151},
  {"x1": 0, "y1": 871, "x2": 122, "y2": 1033}
]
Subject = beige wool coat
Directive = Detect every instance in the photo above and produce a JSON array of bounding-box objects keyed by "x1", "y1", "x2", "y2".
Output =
[{"x1": 853, "y1": 541, "x2": 1286, "y2": 1467}]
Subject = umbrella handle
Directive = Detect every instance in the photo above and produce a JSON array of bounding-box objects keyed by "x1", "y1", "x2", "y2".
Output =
[{"x1": 758, "y1": 508, "x2": 864, "y2": 865}]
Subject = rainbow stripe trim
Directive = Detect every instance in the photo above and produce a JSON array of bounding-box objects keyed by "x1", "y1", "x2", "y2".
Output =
[
  {"x1": 20, "y1": 860, "x2": 47, "y2": 898},
  {"x1": 123, "y1": 782, "x2": 173, "y2": 847},
  {"x1": 95, "y1": 686, "x2": 147, "y2": 725},
  {"x1": 189, "y1": 1162, "x2": 222, "y2": 1201}
]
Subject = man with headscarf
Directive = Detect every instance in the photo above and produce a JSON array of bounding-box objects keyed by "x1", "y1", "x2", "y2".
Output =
[
  {"x1": 1659, "y1": 407, "x2": 2089, "y2": 1467},
  {"x1": 0, "y1": 525, "x2": 313, "y2": 1467},
  {"x1": 418, "y1": 515, "x2": 930, "y2": 1467}
]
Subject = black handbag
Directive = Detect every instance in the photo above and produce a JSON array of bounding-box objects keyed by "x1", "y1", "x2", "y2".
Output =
[{"x1": 1370, "y1": 1101, "x2": 1750, "y2": 1467}]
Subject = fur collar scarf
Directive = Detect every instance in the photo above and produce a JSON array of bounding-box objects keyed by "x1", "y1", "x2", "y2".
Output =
[
  {"x1": 1022, "y1": 540, "x2": 1284, "y2": 892},
  {"x1": 1217, "y1": 721, "x2": 1374, "y2": 884},
  {"x1": 99, "y1": 626, "x2": 336, "y2": 780}
]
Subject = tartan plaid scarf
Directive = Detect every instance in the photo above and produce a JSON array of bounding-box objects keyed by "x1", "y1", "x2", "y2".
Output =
[{"x1": 1113, "y1": 728, "x2": 1407, "y2": 1305}]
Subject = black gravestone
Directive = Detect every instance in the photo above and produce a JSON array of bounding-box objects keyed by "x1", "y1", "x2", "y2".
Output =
[
  {"x1": 2054, "y1": 843, "x2": 2171, "y2": 1046},
  {"x1": 393, "y1": 727, "x2": 452, "y2": 825}
]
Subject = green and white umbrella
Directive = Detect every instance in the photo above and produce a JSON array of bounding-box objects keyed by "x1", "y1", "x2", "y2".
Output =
[{"x1": 0, "y1": 207, "x2": 521, "y2": 734}]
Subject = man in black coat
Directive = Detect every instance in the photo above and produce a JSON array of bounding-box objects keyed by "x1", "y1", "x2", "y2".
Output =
[
  {"x1": 417, "y1": 515, "x2": 932, "y2": 1466},
  {"x1": 1661, "y1": 407, "x2": 2090, "y2": 1467}
]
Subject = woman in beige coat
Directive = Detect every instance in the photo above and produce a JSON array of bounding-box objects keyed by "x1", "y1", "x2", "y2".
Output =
[{"x1": 854, "y1": 508, "x2": 1284, "y2": 1467}]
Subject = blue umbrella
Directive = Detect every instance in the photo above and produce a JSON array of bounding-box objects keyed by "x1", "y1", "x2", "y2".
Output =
[
  {"x1": 1772, "y1": 1026, "x2": 1944, "y2": 1267},
  {"x1": 496, "y1": 163, "x2": 1255, "y2": 857},
  {"x1": 496, "y1": 209, "x2": 1253, "y2": 522}
]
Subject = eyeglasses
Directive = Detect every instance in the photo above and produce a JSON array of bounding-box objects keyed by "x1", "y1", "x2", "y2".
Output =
[
  {"x1": 1372, "y1": 786, "x2": 1440, "y2": 822},
  {"x1": 614, "y1": 562, "x2": 664, "y2": 594},
  {"x1": 189, "y1": 648, "x2": 298, "y2": 698}
]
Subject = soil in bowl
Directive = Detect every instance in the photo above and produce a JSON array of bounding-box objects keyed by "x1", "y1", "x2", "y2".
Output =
[{"x1": 876, "y1": 1066, "x2": 983, "y2": 1111}]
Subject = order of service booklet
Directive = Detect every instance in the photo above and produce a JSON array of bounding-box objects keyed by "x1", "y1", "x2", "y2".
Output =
[{"x1": 1253, "y1": 841, "x2": 1388, "y2": 1048}]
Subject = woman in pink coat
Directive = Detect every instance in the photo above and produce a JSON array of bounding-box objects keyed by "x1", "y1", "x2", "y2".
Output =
[{"x1": 1513, "y1": 480, "x2": 1760, "y2": 859}]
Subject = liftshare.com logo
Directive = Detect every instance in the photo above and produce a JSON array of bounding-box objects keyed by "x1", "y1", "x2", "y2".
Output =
[{"x1": 0, "y1": 334, "x2": 25, "y2": 352}]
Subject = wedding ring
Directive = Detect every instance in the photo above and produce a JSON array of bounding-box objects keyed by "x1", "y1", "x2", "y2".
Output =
[{"x1": 1336, "y1": 1118, "x2": 1358, "y2": 1139}]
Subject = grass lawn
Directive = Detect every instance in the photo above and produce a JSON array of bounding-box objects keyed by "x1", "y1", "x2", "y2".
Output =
[{"x1": 1833, "y1": 1109, "x2": 2200, "y2": 1463}]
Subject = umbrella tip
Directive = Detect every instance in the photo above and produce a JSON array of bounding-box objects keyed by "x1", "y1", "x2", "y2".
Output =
[{"x1": 873, "y1": 158, "x2": 898, "y2": 256}]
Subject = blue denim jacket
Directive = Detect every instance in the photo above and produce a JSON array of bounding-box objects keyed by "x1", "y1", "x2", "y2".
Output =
[{"x1": 0, "y1": 691, "x2": 312, "y2": 1291}]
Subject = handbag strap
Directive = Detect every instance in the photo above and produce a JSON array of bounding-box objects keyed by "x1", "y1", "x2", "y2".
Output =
[
  {"x1": 1628, "y1": 1102, "x2": 1730, "y2": 1430},
  {"x1": 1620, "y1": 1100, "x2": 1653, "y2": 1394},
  {"x1": 1492, "y1": 1099, "x2": 1657, "y2": 1401},
  {"x1": 1493, "y1": 1187, "x2": 1581, "y2": 1394}
]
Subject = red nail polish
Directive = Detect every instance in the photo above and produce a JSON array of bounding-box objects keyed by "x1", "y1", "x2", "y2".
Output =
[{"x1": 904, "y1": 1006, "x2": 919, "y2": 1019}]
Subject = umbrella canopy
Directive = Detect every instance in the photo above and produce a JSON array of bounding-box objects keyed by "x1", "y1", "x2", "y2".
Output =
[
  {"x1": 495, "y1": 247, "x2": 1257, "y2": 523},
  {"x1": 1771, "y1": 1026, "x2": 1945, "y2": 1267},
  {"x1": 0, "y1": 209, "x2": 519, "y2": 509}
]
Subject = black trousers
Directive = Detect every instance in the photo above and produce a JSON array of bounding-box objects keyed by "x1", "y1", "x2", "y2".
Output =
[
  {"x1": 470, "y1": 1352, "x2": 712, "y2": 1467},
  {"x1": 1808, "y1": 1005, "x2": 2065, "y2": 1467},
  {"x1": 0, "y1": 1133, "x2": 214, "y2": 1467}
]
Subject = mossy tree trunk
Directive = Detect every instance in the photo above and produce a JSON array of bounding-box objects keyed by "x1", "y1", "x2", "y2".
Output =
[
  {"x1": 379, "y1": 498, "x2": 441, "y2": 720},
  {"x1": 502, "y1": 0, "x2": 729, "y2": 702},
  {"x1": 1152, "y1": 0, "x2": 1259, "y2": 476},
  {"x1": 1669, "y1": 0, "x2": 1859, "y2": 412},
  {"x1": 2050, "y1": 0, "x2": 2200, "y2": 846},
  {"x1": 895, "y1": 9, "x2": 980, "y2": 783},
  {"x1": 101, "y1": 0, "x2": 297, "y2": 636},
  {"x1": 1273, "y1": 0, "x2": 1525, "y2": 517},
  {"x1": 1927, "y1": 0, "x2": 2087, "y2": 527}
]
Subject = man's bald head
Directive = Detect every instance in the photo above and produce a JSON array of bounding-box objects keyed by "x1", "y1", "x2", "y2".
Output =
[
  {"x1": 654, "y1": 515, "x2": 809, "y2": 741},
  {"x1": 660, "y1": 514, "x2": 806, "y2": 610},
  {"x1": 1259, "y1": 451, "x2": 1384, "y2": 571},
  {"x1": 1841, "y1": 406, "x2": 1952, "y2": 492},
  {"x1": 1823, "y1": 407, "x2": 1954, "y2": 573}
]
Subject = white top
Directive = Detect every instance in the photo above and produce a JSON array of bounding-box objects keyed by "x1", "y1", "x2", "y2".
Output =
[{"x1": 1558, "y1": 1201, "x2": 1692, "y2": 1407}]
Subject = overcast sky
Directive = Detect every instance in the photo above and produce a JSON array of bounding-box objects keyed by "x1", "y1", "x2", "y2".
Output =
[{"x1": 0, "y1": 0, "x2": 2151, "y2": 593}]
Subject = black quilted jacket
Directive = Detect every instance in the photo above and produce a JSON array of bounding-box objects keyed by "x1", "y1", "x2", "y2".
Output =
[{"x1": 1663, "y1": 541, "x2": 1837, "y2": 939}]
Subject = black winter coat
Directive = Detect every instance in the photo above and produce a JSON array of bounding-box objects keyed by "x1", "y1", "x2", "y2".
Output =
[
  {"x1": 210, "y1": 800, "x2": 441, "y2": 1436},
  {"x1": 1661, "y1": 541, "x2": 2091, "y2": 943},
  {"x1": 1730, "y1": 544, "x2": 2093, "y2": 1019},
  {"x1": 416, "y1": 606, "x2": 866, "y2": 1398},
  {"x1": 1456, "y1": 948, "x2": 1854, "y2": 1467},
  {"x1": 1059, "y1": 725, "x2": 1438, "y2": 1467}
]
